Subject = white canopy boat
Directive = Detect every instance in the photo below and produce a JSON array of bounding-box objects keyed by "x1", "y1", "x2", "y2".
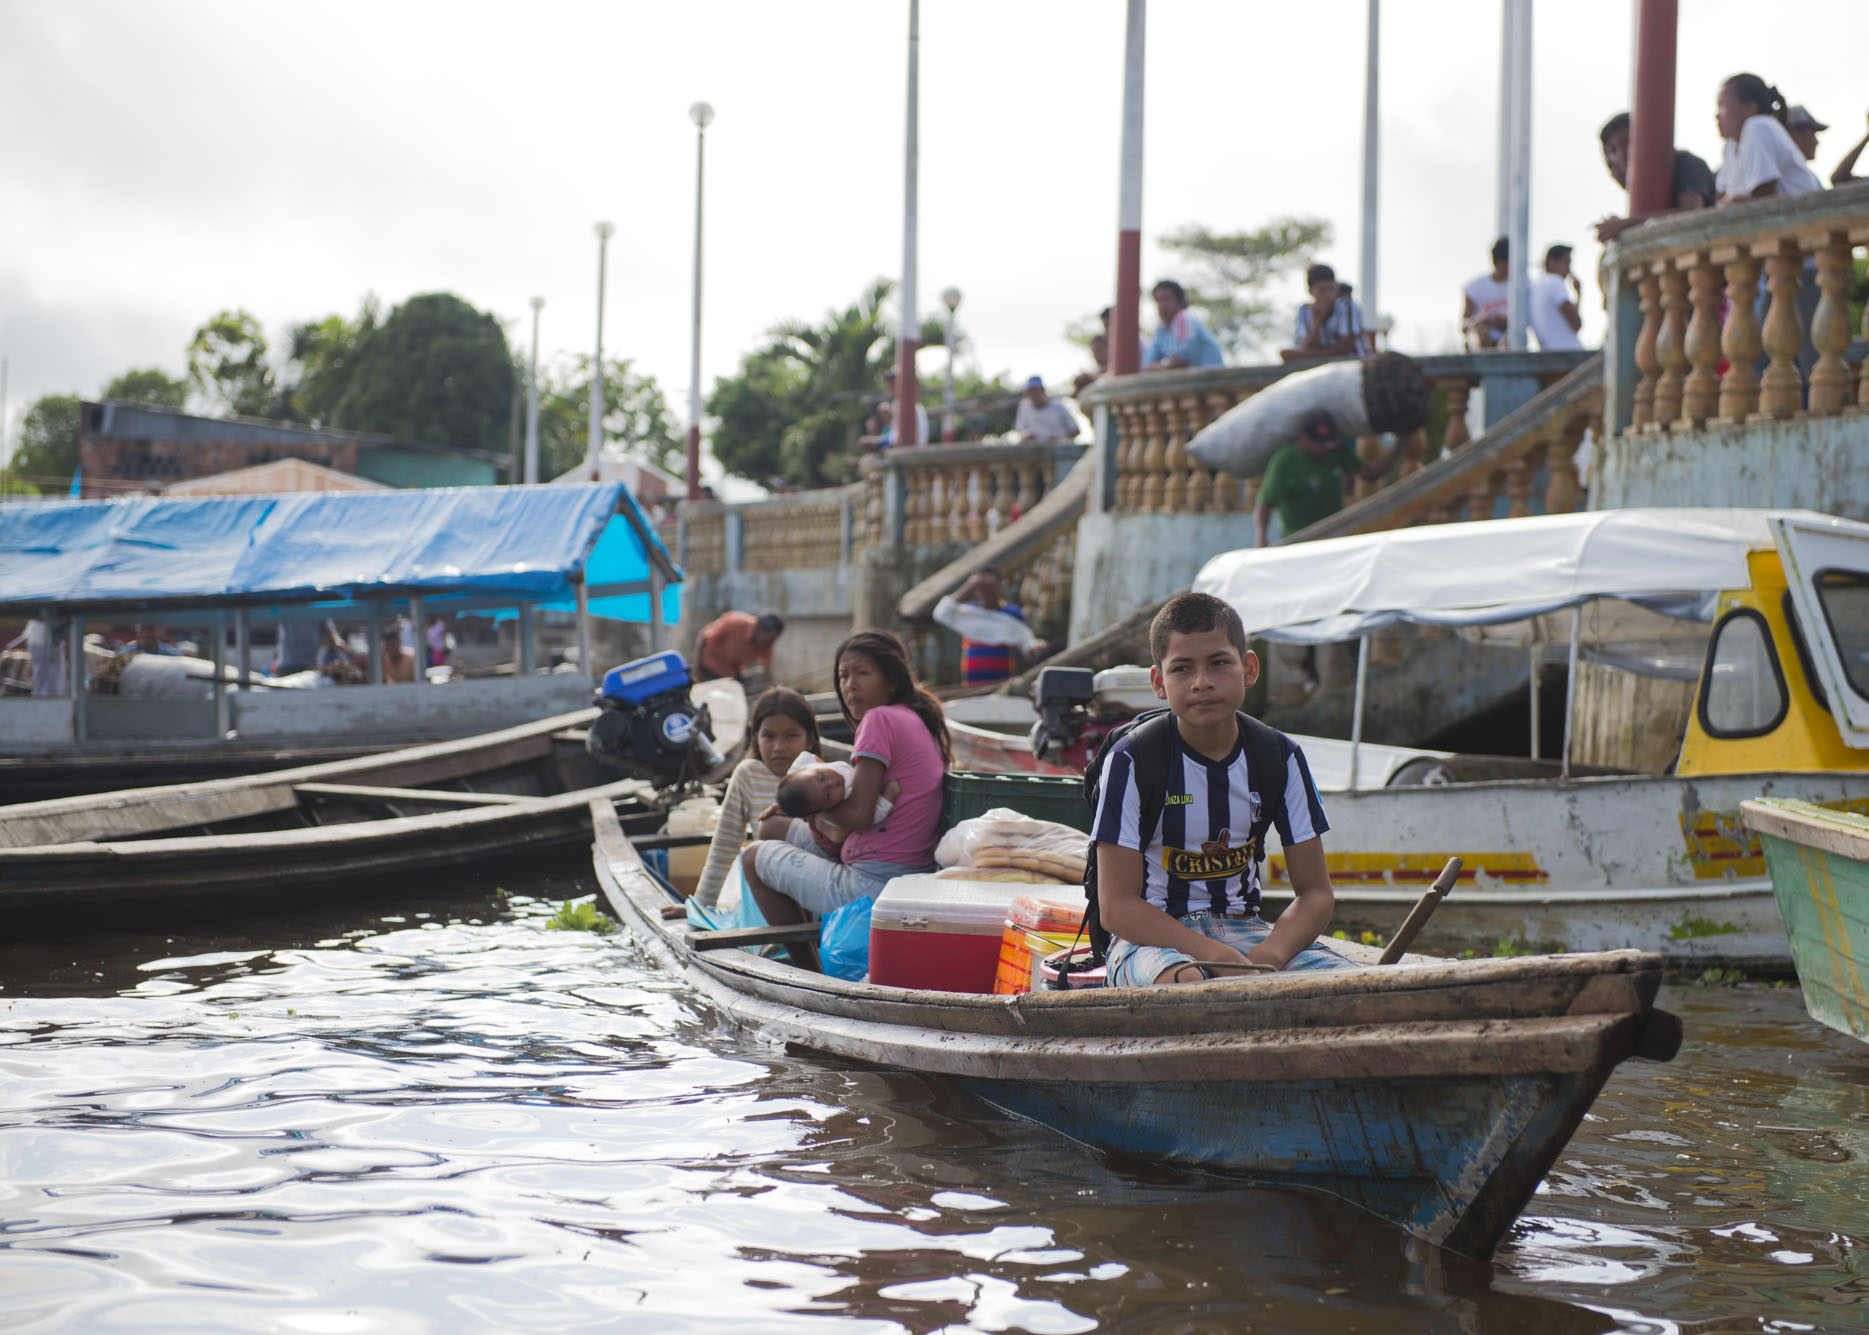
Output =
[{"x1": 1193, "y1": 509, "x2": 1869, "y2": 967}]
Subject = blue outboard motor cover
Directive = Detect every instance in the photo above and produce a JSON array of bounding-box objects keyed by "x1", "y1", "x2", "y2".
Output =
[{"x1": 600, "y1": 651, "x2": 692, "y2": 707}]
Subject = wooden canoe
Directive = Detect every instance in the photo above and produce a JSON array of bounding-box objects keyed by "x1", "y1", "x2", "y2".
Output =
[
  {"x1": 1741, "y1": 798, "x2": 1869, "y2": 1042},
  {"x1": 0, "y1": 709, "x2": 652, "y2": 914},
  {"x1": 589, "y1": 798, "x2": 1681, "y2": 1260}
]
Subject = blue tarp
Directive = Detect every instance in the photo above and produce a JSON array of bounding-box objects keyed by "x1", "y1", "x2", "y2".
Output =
[{"x1": 0, "y1": 484, "x2": 682, "y2": 624}]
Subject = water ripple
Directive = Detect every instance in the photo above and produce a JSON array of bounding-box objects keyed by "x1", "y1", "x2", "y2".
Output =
[{"x1": 2, "y1": 881, "x2": 1864, "y2": 1333}]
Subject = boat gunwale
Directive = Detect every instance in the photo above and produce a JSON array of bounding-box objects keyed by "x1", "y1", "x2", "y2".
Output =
[
  {"x1": 0, "y1": 708, "x2": 607, "y2": 850},
  {"x1": 590, "y1": 799, "x2": 1665, "y2": 1054},
  {"x1": 2, "y1": 777, "x2": 649, "y2": 866},
  {"x1": 0, "y1": 708, "x2": 600, "y2": 821},
  {"x1": 1741, "y1": 798, "x2": 1869, "y2": 860}
]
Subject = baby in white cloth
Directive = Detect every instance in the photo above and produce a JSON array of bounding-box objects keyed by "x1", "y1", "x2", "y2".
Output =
[{"x1": 772, "y1": 755, "x2": 898, "y2": 855}]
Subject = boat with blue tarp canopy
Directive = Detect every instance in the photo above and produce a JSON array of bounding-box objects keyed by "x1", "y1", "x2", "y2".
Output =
[
  {"x1": 0, "y1": 482, "x2": 680, "y2": 622},
  {"x1": 0, "y1": 484, "x2": 682, "y2": 800}
]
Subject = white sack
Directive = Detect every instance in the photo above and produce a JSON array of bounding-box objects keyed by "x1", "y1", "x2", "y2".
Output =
[
  {"x1": 933, "y1": 596, "x2": 1039, "y2": 652},
  {"x1": 1185, "y1": 361, "x2": 1371, "y2": 479}
]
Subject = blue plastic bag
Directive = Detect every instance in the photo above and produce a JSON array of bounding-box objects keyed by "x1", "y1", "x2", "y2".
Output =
[
  {"x1": 818, "y1": 895, "x2": 875, "y2": 982},
  {"x1": 684, "y1": 863, "x2": 769, "y2": 932}
]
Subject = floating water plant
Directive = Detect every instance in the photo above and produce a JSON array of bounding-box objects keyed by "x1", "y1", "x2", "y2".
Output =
[{"x1": 545, "y1": 898, "x2": 620, "y2": 935}]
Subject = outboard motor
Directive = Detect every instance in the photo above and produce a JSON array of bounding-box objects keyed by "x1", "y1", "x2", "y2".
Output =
[
  {"x1": 586, "y1": 651, "x2": 727, "y2": 788},
  {"x1": 1028, "y1": 666, "x2": 1096, "y2": 765}
]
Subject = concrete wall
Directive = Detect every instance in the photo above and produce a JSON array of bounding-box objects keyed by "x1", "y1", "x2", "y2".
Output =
[
  {"x1": 76, "y1": 400, "x2": 506, "y2": 495},
  {"x1": 1593, "y1": 414, "x2": 1869, "y2": 520},
  {"x1": 81, "y1": 434, "x2": 363, "y2": 492},
  {"x1": 678, "y1": 565, "x2": 856, "y2": 691},
  {"x1": 1067, "y1": 507, "x2": 1253, "y2": 644}
]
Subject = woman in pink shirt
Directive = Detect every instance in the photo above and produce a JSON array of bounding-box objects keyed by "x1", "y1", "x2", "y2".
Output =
[{"x1": 740, "y1": 630, "x2": 951, "y2": 971}]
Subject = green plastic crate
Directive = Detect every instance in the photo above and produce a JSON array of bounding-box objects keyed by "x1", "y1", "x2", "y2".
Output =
[{"x1": 941, "y1": 770, "x2": 1090, "y2": 833}]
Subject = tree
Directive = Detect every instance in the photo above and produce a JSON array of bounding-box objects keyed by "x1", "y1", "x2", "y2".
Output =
[
  {"x1": 708, "y1": 346, "x2": 810, "y2": 486},
  {"x1": 329, "y1": 293, "x2": 514, "y2": 452},
  {"x1": 533, "y1": 354, "x2": 681, "y2": 479},
  {"x1": 278, "y1": 296, "x2": 380, "y2": 425},
  {"x1": 708, "y1": 278, "x2": 950, "y2": 488},
  {"x1": 188, "y1": 309, "x2": 275, "y2": 417},
  {"x1": 1158, "y1": 216, "x2": 1333, "y2": 359},
  {"x1": 101, "y1": 367, "x2": 189, "y2": 410},
  {"x1": 9, "y1": 394, "x2": 82, "y2": 492}
]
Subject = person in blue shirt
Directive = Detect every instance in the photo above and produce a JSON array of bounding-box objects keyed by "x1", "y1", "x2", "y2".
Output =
[
  {"x1": 1285, "y1": 263, "x2": 1367, "y2": 362},
  {"x1": 120, "y1": 623, "x2": 181, "y2": 656},
  {"x1": 1143, "y1": 280, "x2": 1225, "y2": 371}
]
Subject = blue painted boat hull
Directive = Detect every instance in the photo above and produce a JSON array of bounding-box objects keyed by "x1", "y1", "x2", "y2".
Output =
[{"x1": 961, "y1": 1068, "x2": 1607, "y2": 1259}]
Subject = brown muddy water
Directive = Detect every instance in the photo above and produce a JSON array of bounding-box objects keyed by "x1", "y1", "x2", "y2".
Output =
[{"x1": 2, "y1": 865, "x2": 1865, "y2": 1334}]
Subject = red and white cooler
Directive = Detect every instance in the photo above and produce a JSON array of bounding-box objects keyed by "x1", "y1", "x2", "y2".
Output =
[{"x1": 868, "y1": 875, "x2": 1031, "y2": 993}]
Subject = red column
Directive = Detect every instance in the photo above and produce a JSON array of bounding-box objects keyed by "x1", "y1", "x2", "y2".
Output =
[
  {"x1": 1628, "y1": 0, "x2": 1677, "y2": 218},
  {"x1": 896, "y1": 340, "x2": 920, "y2": 446},
  {"x1": 1111, "y1": 0, "x2": 1145, "y2": 377},
  {"x1": 684, "y1": 424, "x2": 702, "y2": 500}
]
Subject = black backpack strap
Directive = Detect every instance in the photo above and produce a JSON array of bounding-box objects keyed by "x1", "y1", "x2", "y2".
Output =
[
  {"x1": 1073, "y1": 709, "x2": 1178, "y2": 972},
  {"x1": 1122, "y1": 710, "x2": 1179, "y2": 851},
  {"x1": 1235, "y1": 711, "x2": 1290, "y2": 862}
]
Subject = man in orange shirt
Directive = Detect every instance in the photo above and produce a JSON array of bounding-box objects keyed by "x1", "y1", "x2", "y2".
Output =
[{"x1": 695, "y1": 611, "x2": 784, "y2": 682}]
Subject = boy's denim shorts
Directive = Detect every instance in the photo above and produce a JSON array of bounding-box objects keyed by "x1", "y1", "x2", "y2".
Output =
[{"x1": 1106, "y1": 913, "x2": 1358, "y2": 988}]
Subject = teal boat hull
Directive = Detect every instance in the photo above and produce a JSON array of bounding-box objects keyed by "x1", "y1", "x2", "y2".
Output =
[{"x1": 1743, "y1": 799, "x2": 1869, "y2": 1042}]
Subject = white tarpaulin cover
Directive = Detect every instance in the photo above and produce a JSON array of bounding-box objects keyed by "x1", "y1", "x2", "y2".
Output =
[{"x1": 1193, "y1": 508, "x2": 1869, "y2": 644}]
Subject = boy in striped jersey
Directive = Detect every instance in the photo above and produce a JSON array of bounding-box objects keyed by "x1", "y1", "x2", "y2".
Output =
[{"x1": 1094, "y1": 593, "x2": 1354, "y2": 986}]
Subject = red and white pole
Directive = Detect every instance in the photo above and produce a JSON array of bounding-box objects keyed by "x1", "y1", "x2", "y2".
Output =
[
  {"x1": 895, "y1": 0, "x2": 921, "y2": 446},
  {"x1": 1627, "y1": 0, "x2": 1677, "y2": 219},
  {"x1": 1111, "y1": 0, "x2": 1145, "y2": 377}
]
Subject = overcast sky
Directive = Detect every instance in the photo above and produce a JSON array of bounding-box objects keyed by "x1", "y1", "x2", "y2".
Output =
[{"x1": 3, "y1": 0, "x2": 1865, "y2": 493}]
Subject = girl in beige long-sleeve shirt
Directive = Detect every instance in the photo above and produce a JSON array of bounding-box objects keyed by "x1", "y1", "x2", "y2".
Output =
[{"x1": 692, "y1": 687, "x2": 822, "y2": 908}]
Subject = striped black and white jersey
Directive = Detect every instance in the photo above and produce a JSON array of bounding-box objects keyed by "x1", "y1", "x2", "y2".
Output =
[{"x1": 1091, "y1": 719, "x2": 1328, "y2": 918}]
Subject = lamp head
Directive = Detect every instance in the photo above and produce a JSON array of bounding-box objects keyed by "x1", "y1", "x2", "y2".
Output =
[
  {"x1": 941, "y1": 286, "x2": 962, "y2": 312},
  {"x1": 529, "y1": 296, "x2": 545, "y2": 312},
  {"x1": 689, "y1": 101, "x2": 716, "y2": 128},
  {"x1": 594, "y1": 221, "x2": 615, "y2": 242}
]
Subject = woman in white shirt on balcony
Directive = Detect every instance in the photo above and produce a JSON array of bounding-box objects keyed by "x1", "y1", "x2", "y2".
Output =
[{"x1": 1715, "y1": 73, "x2": 1823, "y2": 205}]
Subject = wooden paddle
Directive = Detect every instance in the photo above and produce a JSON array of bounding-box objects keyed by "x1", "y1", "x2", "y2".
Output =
[{"x1": 1378, "y1": 856, "x2": 1462, "y2": 964}]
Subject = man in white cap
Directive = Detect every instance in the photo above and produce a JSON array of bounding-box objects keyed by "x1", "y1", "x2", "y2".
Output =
[
  {"x1": 1791, "y1": 104, "x2": 1867, "y2": 186},
  {"x1": 1014, "y1": 376, "x2": 1080, "y2": 443},
  {"x1": 1785, "y1": 106, "x2": 1827, "y2": 164}
]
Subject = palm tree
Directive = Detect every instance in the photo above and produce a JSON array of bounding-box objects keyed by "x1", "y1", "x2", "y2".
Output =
[{"x1": 709, "y1": 279, "x2": 952, "y2": 487}]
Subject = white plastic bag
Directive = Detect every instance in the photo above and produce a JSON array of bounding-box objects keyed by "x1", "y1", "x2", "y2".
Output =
[{"x1": 934, "y1": 807, "x2": 1087, "y2": 883}]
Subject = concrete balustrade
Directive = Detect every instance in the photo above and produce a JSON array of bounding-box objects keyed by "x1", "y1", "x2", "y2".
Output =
[
  {"x1": 1087, "y1": 352, "x2": 1591, "y2": 525},
  {"x1": 860, "y1": 440, "x2": 1084, "y2": 549},
  {"x1": 674, "y1": 176, "x2": 1869, "y2": 687},
  {"x1": 673, "y1": 442, "x2": 1083, "y2": 683},
  {"x1": 1598, "y1": 181, "x2": 1869, "y2": 516},
  {"x1": 1072, "y1": 351, "x2": 1593, "y2": 642}
]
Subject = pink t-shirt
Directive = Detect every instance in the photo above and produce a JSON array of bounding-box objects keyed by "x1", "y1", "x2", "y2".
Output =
[{"x1": 842, "y1": 704, "x2": 946, "y2": 868}]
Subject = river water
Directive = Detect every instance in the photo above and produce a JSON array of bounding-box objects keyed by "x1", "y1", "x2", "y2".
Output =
[{"x1": 3, "y1": 864, "x2": 1865, "y2": 1334}]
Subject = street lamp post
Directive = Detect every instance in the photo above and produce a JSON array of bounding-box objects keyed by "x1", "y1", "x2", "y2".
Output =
[
  {"x1": 686, "y1": 101, "x2": 715, "y2": 501},
  {"x1": 895, "y1": 0, "x2": 920, "y2": 448},
  {"x1": 587, "y1": 221, "x2": 615, "y2": 480},
  {"x1": 940, "y1": 287, "x2": 961, "y2": 442},
  {"x1": 524, "y1": 297, "x2": 543, "y2": 484}
]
